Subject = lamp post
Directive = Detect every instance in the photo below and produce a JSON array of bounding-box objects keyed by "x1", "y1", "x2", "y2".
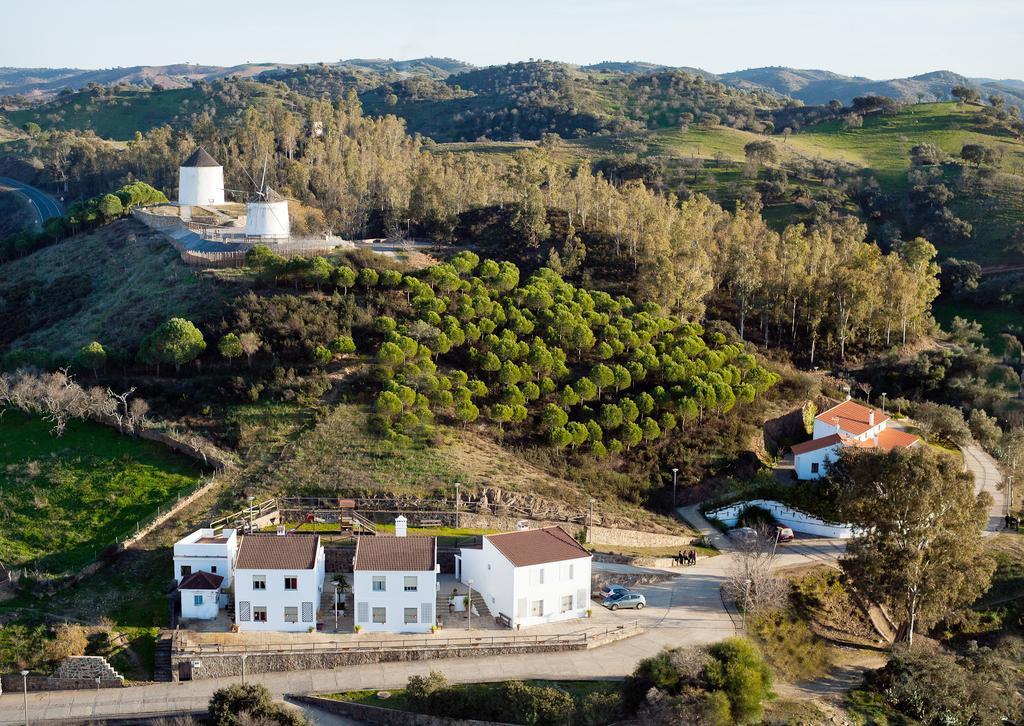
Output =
[
  {"x1": 20, "y1": 669, "x2": 29, "y2": 726},
  {"x1": 742, "y1": 579, "x2": 752, "y2": 632},
  {"x1": 240, "y1": 653, "x2": 247, "y2": 684},
  {"x1": 466, "y1": 579, "x2": 474, "y2": 632},
  {"x1": 454, "y1": 482, "x2": 461, "y2": 528},
  {"x1": 880, "y1": 392, "x2": 887, "y2": 413},
  {"x1": 588, "y1": 498, "x2": 595, "y2": 544},
  {"x1": 334, "y1": 582, "x2": 340, "y2": 631},
  {"x1": 671, "y1": 467, "x2": 679, "y2": 511},
  {"x1": 248, "y1": 495, "x2": 254, "y2": 532}
]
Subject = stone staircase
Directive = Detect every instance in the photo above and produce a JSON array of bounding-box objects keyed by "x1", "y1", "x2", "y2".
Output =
[
  {"x1": 154, "y1": 634, "x2": 173, "y2": 682},
  {"x1": 53, "y1": 656, "x2": 124, "y2": 685},
  {"x1": 469, "y1": 589, "x2": 493, "y2": 620}
]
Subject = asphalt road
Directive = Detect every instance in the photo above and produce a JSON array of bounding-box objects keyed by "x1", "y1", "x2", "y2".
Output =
[
  {"x1": 962, "y1": 442, "x2": 1007, "y2": 533},
  {"x1": 0, "y1": 176, "x2": 63, "y2": 228}
]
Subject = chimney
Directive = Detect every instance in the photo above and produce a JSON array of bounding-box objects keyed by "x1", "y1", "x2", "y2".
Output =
[
  {"x1": 873, "y1": 433, "x2": 879, "y2": 448},
  {"x1": 832, "y1": 416, "x2": 841, "y2": 435},
  {"x1": 395, "y1": 515, "x2": 407, "y2": 538},
  {"x1": 869, "y1": 410, "x2": 875, "y2": 426},
  {"x1": 516, "y1": 520, "x2": 529, "y2": 532},
  {"x1": 276, "y1": 525, "x2": 286, "y2": 536}
]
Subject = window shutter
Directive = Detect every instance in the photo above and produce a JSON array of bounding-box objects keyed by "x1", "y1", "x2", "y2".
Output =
[
  {"x1": 516, "y1": 598, "x2": 527, "y2": 617},
  {"x1": 421, "y1": 602, "x2": 433, "y2": 625},
  {"x1": 302, "y1": 601, "x2": 314, "y2": 622},
  {"x1": 577, "y1": 588, "x2": 587, "y2": 608},
  {"x1": 357, "y1": 601, "x2": 368, "y2": 623},
  {"x1": 238, "y1": 601, "x2": 251, "y2": 621}
]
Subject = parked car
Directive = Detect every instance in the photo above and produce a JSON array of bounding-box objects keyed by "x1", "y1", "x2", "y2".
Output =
[
  {"x1": 600, "y1": 584, "x2": 629, "y2": 599},
  {"x1": 730, "y1": 526, "x2": 758, "y2": 544},
  {"x1": 773, "y1": 526, "x2": 795, "y2": 543},
  {"x1": 603, "y1": 592, "x2": 646, "y2": 611}
]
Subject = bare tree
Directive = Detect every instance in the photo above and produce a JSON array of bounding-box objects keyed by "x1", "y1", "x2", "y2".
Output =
[{"x1": 724, "y1": 524, "x2": 788, "y2": 616}]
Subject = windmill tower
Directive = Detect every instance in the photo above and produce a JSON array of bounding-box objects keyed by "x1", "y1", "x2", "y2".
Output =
[
  {"x1": 178, "y1": 147, "x2": 225, "y2": 207},
  {"x1": 243, "y1": 161, "x2": 290, "y2": 241}
]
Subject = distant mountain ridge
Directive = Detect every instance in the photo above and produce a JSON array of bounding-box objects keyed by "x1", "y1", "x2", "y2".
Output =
[{"x1": 2, "y1": 59, "x2": 1022, "y2": 109}]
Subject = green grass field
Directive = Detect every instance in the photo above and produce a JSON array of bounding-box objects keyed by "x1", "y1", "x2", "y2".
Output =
[{"x1": 0, "y1": 415, "x2": 202, "y2": 573}]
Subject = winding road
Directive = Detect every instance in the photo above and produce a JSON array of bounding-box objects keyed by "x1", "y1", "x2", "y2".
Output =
[
  {"x1": 962, "y1": 442, "x2": 1007, "y2": 533},
  {"x1": 0, "y1": 176, "x2": 63, "y2": 228}
]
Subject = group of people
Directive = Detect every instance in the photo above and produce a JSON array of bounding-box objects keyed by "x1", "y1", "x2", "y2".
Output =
[
  {"x1": 676, "y1": 549, "x2": 697, "y2": 566},
  {"x1": 1004, "y1": 514, "x2": 1020, "y2": 531}
]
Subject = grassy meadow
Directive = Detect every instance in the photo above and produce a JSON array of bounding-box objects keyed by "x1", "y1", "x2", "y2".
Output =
[{"x1": 0, "y1": 415, "x2": 202, "y2": 573}]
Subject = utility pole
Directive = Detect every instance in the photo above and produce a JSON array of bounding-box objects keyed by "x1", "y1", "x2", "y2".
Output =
[
  {"x1": 334, "y1": 582, "x2": 339, "y2": 631},
  {"x1": 671, "y1": 467, "x2": 678, "y2": 511},
  {"x1": 21, "y1": 669, "x2": 29, "y2": 726},
  {"x1": 588, "y1": 498, "x2": 594, "y2": 544},
  {"x1": 454, "y1": 482, "x2": 461, "y2": 528},
  {"x1": 467, "y1": 579, "x2": 473, "y2": 632}
]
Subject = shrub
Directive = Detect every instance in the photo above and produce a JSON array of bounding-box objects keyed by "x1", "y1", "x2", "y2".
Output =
[
  {"x1": 501, "y1": 681, "x2": 575, "y2": 725},
  {"x1": 44, "y1": 623, "x2": 89, "y2": 662},
  {"x1": 704, "y1": 637, "x2": 773, "y2": 724}
]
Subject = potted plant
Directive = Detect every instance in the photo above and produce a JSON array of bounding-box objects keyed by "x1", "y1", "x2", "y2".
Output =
[
  {"x1": 462, "y1": 595, "x2": 470, "y2": 617},
  {"x1": 586, "y1": 608, "x2": 593, "y2": 618},
  {"x1": 354, "y1": 624, "x2": 362, "y2": 634},
  {"x1": 430, "y1": 624, "x2": 440, "y2": 633}
]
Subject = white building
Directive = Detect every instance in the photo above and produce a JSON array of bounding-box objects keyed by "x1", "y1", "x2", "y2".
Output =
[
  {"x1": 178, "y1": 148, "x2": 225, "y2": 207},
  {"x1": 352, "y1": 521, "x2": 439, "y2": 634},
  {"x1": 246, "y1": 188, "x2": 290, "y2": 240},
  {"x1": 234, "y1": 534, "x2": 326, "y2": 632},
  {"x1": 178, "y1": 570, "x2": 224, "y2": 620},
  {"x1": 173, "y1": 528, "x2": 238, "y2": 587},
  {"x1": 792, "y1": 399, "x2": 920, "y2": 479},
  {"x1": 457, "y1": 526, "x2": 592, "y2": 629}
]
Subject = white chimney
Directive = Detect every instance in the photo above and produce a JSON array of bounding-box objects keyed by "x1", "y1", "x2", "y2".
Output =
[
  {"x1": 276, "y1": 525, "x2": 286, "y2": 536},
  {"x1": 395, "y1": 515, "x2": 407, "y2": 537},
  {"x1": 516, "y1": 520, "x2": 529, "y2": 532},
  {"x1": 869, "y1": 411, "x2": 875, "y2": 426},
  {"x1": 873, "y1": 433, "x2": 879, "y2": 448},
  {"x1": 833, "y1": 417, "x2": 841, "y2": 435}
]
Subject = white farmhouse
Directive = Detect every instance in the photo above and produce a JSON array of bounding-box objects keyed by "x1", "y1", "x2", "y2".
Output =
[
  {"x1": 792, "y1": 399, "x2": 920, "y2": 480},
  {"x1": 173, "y1": 528, "x2": 238, "y2": 587},
  {"x1": 234, "y1": 534, "x2": 326, "y2": 632},
  {"x1": 178, "y1": 570, "x2": 224, "y2": 620},
  {"x1": 178, "y1": 147, "x2": 225, "y2": 207},
  {"x1": 352, "y1": 524, "x2": 439, "y2": 634},
  {"x1": 457, "y1": 526, "x2": 592, "y2": 629}
]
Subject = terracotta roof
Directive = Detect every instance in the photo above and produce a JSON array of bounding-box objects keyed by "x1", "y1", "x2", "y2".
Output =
[
  {"x1": 354, "y1": 536, "x2": 436, "y2": 572},
  {"x1": 791, "y1": 433, "x2": 843, "y2": 455},
  {"x1": 486, "y1": 526, "x2": 591, "y2": 568},
  {"x1": 181, "y1": 147, "x2": 220, "y2": 168},
  {"x1": 815, "y1": 400, "x2": 889, "y2": 436},
  {"x1": 235, "y1": 535, "x2": 320, "y2": 570},
  {"x1": 178, "y1": 570, "x2": 224, "y2": 590},
  {"x1": 851, "y1": 428, "x2": 920, "y2": 452}
]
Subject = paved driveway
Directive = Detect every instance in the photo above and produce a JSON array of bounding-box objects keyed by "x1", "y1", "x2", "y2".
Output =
[{"x1": 962, "y1": 443, "x2": 1006, "y2": 533}]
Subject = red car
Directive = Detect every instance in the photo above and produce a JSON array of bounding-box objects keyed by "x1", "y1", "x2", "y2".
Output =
[{"x1": 773, "y1": 526, "x2": 795, "y2": 543}]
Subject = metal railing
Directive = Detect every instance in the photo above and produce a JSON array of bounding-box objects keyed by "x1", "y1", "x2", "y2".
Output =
[
  {"x1": 174, "y1": 620, "x2": 640, "y2": 657},
  {"x1": 211, "y1": 498, "x2": 278, "y2": 534}
]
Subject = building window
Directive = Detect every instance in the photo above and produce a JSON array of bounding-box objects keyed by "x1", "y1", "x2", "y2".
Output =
[
  {"x1": 560, "y1": 595, "x2": 573, "y2": 613},
  {"x1": 194, "y1": 594, "x2": 203, "y2": 606},
  {"x1": 211, "y1": 566, "x2": 217, "y2": 574},
  {"x1": 372, "y1": 607, "x2": 387, "y2": 624},
  {"x1": 284, "y1": 577, "x2": 298, "y2": 590},
  {"x1": 403, "y1": 576, "x2": 418, "y2": 592},
  {"x1": 531, "y1": 600, "x2": 543, "y2": 617},
  {"x1": 252, "y1": 575, "x2": 266, "y2": 590},
  {"x1": 811, "y1": 462, "x2": 820, "y2": 474},
  {"x1": 180, "y1": 565, "x2": 192, "y2": 578},
  {"x1": 404, "y1": 607, "x2": 418, "y2": 624},
  {"x1": 253, "y1": 607, "x2": 267, "y2": 622},
  {"x1": 538, "y1": 568, "x2": 545, "y2": 585},
  {"x1": 372, "y1": 576, "x2": 386, "y2": 592},
  {"x1": 284, "y1": 606, "x2": 298, "y2": 623}
]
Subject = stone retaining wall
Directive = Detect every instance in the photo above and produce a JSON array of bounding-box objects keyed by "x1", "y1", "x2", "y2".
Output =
[
  {"x1": 288, "y1": 694, "x2": 506, "y2": 726},
  {"x1": 2, "y1": 656, "x2": 123, "y2": 693}
]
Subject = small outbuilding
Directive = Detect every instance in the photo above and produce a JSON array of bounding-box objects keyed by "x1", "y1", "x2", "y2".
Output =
[
  {"x1": 457, "y1": 526, "x2": 592, "y2": 629},
  {"x1": 178, "y1": 570, "x2": 224, "y2": 620}
]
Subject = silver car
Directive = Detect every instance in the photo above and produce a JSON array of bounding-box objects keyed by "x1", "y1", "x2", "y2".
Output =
[
  {"x1": 603, "y1": 592, "x2": 646, "y2": 611},
  {"x1": 600, "y1": 584, "x2": 629, "y2": 599}
]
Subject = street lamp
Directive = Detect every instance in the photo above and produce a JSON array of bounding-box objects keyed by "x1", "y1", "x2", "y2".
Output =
[
  {"x1": 454, "y1": 482, "x2": 461, "y2": 528},
  {"x1": 334, "y1": 582, "x2": 340, "y2": 631},
  {"x1": 21, "y1": 669, "x2": 29, "y2": 726},
  {"x1": 588, "y1": 498, "x2": 595, "y2": 544},
  {"x1": 248, "y1": 495, "x2": 254, "y2": 532},
  {"x1": 880, "y1": 392, "x2": 887, "y2": 413},
  {"x1": 671, "y1": 468, "x2": 679, "y2": 511},
  {"x1": 466, "y1": 579, "x2": 474, "y2": 632}
]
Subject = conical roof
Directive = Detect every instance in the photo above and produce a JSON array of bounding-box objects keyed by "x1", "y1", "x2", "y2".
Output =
[{"x1": 181, "y1": 147, "x2": 220, "y2": 168}]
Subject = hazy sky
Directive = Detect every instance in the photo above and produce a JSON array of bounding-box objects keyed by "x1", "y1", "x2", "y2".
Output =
[{"x1": 6, "y1": 0, "x2": 1023, "y2": 79}]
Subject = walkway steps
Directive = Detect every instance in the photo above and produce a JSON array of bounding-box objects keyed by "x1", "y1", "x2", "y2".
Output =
[{"x1": 154, "y1": 635, "x2": 173, "y2": 682}]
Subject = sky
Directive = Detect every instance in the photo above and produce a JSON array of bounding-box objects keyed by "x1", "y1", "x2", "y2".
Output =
[{"x1": 5, "y1": 0, "x2": 1024, "y2": 79}]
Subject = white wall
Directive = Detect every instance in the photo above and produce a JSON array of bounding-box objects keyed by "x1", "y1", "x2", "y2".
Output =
[
  {"x1": 793, "y1": 443, "x2": 842, "y2": 480},
  {"x1": 705, "y1": 499, "x2": 855, "y2": 538},
  {"x1": 173, "y1": 529, "x2": 237, "y2": 587},
  {"x1": 178, "y1": 166, "x2": 224, "y2": 206},
  {"x1": 352, "y1": 569, "x2": 439, "y2": 633},
  {"x1": 460, "y1": 539, "x2": 592, "y2": 629},
  {"x1": 246, "y1": 201, "x2": 290, "y2": 238},
  {"x1": 181, "y1": 588, "x2": 219, "y2": 620},
  {"x1": 234, "y1": 546, "x2": 325, "y2": 632}
]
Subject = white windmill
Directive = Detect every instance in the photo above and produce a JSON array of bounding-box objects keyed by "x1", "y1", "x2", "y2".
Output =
[
  {"x1": 178, "y1": 147, "x2": 225, "y2": 207},
  {"x1": 228, "y1": 158, "x2": 290, "y2": 241}
]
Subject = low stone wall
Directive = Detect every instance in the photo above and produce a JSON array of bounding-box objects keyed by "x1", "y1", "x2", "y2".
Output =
[
  {"x1": 592, "y1": 552, "x2": 688, "y2": 569},
  {"x1": 174, "y1": 642, "x2": 588, "y2": 681},
  {"x1": 288, "y1": 694, "x2": 506, "y2": 726},
  {"x1": 589, "y1": 525, "x2": 696, "y2": 549},
  {"x1": 2, "y1": 656, "x2": 123, "y2": 693}
]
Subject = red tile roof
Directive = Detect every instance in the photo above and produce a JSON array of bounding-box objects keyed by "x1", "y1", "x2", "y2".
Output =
[
  {"x1": 235, "y1": 535, "x2": 320, "y2": 570},
  {"x1": 815, "y1": 400, "x2": 889, "y2": 436},
  {"x1": 791, "y1": 433, "x2": 843, "y2": 455},
  {"x1": 354, "y1": 536, "x2": 436, "y2": 571},
  {"x1": 486, "y1": 526, "x2": 591, "y2": 568},
  {"x1": 178, "y1": 570, "x2": 224, "y2": 590},
  {"x1": 851, "y1": 428, "x2": 920, "y2": 452}
]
